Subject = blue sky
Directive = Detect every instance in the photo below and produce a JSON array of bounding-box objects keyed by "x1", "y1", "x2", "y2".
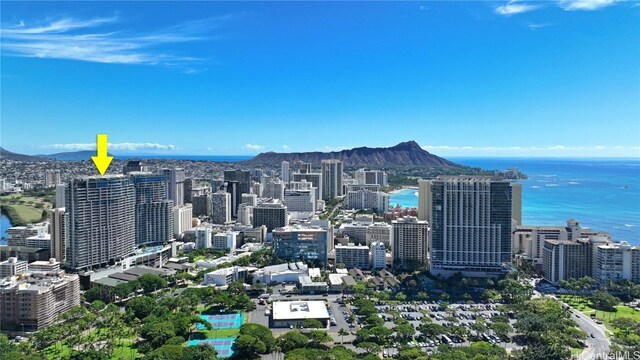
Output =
[{"x1": 1, "y1": 1, "x2": 639, "y2": 157}]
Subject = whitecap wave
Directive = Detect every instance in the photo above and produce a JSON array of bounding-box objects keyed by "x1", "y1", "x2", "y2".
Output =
[
  {"x1": 531, "y1": 186, "x2": 540, "y2": 189},
  {"x1": 624, "y1": 224, "x2": 636, "y2": 227},
  {"x1": 568, "y1": 182, "x2": 579, "y2": 185},
  {"x1": 545, "y1": 184, "x2": 560, "y2": 187}
]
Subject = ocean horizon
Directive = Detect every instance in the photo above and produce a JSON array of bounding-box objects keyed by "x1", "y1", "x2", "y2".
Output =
[{"x1": 391, "y1": 157, "x2": 640, "y2": 245}]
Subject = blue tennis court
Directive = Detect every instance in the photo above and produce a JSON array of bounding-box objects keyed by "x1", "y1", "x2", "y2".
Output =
[
  {"x1": 188, "y1": 337, "x2": 235, "y2": 358},
  {"x1": 196, "y1": 313, "x2": 244, "y2": 330}
]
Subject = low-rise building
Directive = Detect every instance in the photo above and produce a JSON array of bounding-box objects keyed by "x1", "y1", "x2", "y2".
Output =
[
  {"x1": 28, "y1": 258, "x2": 61, "y2": 273},
  {"x1": 272, "y1": 226, "x2": 328, "y2": 264},
  {"x1": 271, "y1": 300, "x2": 330, "y2": 328},
  {"x1": 204, "y1": 266, "x2": 248, "y2": 286},
  {"x1": 0, "y1": 257, "x2": 28, "y2": 278},
  {"x1": 298, "y1": 275, "x2": 328, "y2": 294}
]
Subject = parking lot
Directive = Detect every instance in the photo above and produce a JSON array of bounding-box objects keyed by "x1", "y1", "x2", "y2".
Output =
[{"x1": 354, "y1": 301, "x2": 522, "y2": 357}]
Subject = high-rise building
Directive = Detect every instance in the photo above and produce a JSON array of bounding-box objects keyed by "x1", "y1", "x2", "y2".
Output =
[
  {"x1": 392, "y1": 216, "x2": 429, "y2": 270},
  {"x1": 195, "y1": 227, "x2": 212, "y2": 249},
  {"x1": 129, "y1": 172, "x2": 174, "y2": 246},
  {"x1": 284, "y1": 189, "x2": 316, "y2": 213},
  {"x1": 55, "y1": 183, "x2": 66, "y2": 208},
  {"x1": 335, "y1": 244, "x2": 370, "y2": 269},
  {"x1": 212, "y1": 191, "x2": 231, "y2": 225},
  {"x1": 221, "y1": 181, "x2": 241, "y2": 218},
  {"x1": 366, "y1": 223, "x2": 393, "y2": 248},
  {"x1": 49, "y1": 208, "x2": 66, "y2": 263},
  {"x1": 242, "y1": 193, "x2": 258, "y2": 206},
  {"x1": 272, "y1": 226, "x2": 328, "y2": 264},
  {"x1": 542, "y1": 239, "x2": 593, "y2": 284},
  {"x1": 594, "y1": 241, "x2": 640, "y2": 284},
  {"x1": 263, "y1": 178, "x2": 285, "y2": 200},
  {"x1": 417, "y1": 179, "x2": 430, "y2": 221},
  {"x1": 281, "y1": 161, "x2": 290, "y2": 184},
  {"x1": 173, "y1": 205, "x2": 193, "y2": 237},
  {"x1": 192, "y1": 193, "x2": 213, "y2": 217},
  {"x1": 370, "y1": 242, "x2": 387, "y2": 270},
  {"x1": 184, "y1": 178, "x2": 194, "y2": 204},
  {"x1": 122, "y1": 160, "x2": 148, "y2": 175},
  {"x1": 511, "y1": 183, "x2": 522, "y2": 226},
  {"x1": 345, "y1": 189, "x2": 389, "y2": 214},
  {"x1": 294, "y1": 161, "x2": 311, "y2": 174},
  {"x1": 321, "y1": 159, "x2": 343, "y2": 201},
  {"x1": 292, "y1": 173, "x2": 322, "y2": 200},
  {"x1": 161, "y1": 168, "x2": 185, "y2": 207},
  {"x1": 353, "y1": 169, "x2": 388, "y2": 187},
  {"x1": 65, "y1": 176, "x2": 135, "y2": 270},
  {"x1": 213, "y1": 231, "x2": 238, "y2": 251},
  {"x1": 251, "y1": 182, "x2": 263, "y2": 197},
  {"x1": 223, "y1": 170, "x2": 251, "y2": 195},
  {"x1": 252, "y1": 201, "x2": 288, "y2": 232},
  {"x1": 237, "y1": 204, "x2": 253, "y2": 226},
  {"x1": 512, "y1": 219, "x2": 604, "y2": 267},
  {"x1": 0, "y1": 272, "x2": 80, "y2": 331},
  {"x1": 44, "y1": 170, "x2": 61, "y2": 188},
  {"x1": 426, "y1": 176, "x2": 515, "y2": 277}
]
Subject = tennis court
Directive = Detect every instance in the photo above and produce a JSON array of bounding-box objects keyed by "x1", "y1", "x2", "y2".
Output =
[
  {"x1": 188, "y1": 337, "x2": 235, "y2": 358},
  {"x1": 196, "y1": 312, "x2": 244, "y2": 330}
]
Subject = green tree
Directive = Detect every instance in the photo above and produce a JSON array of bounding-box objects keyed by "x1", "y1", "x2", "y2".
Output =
[
  {"x1": 126, "y1": 296, "x2": 157, "y2": 319},
  {"x1": 140, "y1": 321, "x2": 176, "y2": 349},
  {"x1": 138, "y1": 274, "x2": 168, "y2": 293},
  {"x1": 278, "y1": 331, "x2": 309, "y2": 352},
  {"x1": 302, "y1": 318, "x2": 324, "y2": 329},
  {"x1": 183, "y1": 344, "x2": 218, "y2": 360},
  {"x1": 306, "y1": 330, "x2": 332, "y2": 348},
  {"x1": 590, "y1": 291, "x2": 620, "y2": 312},
  {"x1": 147, "y1": 345, "x2": 184, "y2": 360},
  {"x1": 394, "y1": 324, "x2": 416, "y2": 341},
  {"x1": 233, "y1": 335, "x2": 267, "y2": 359}
]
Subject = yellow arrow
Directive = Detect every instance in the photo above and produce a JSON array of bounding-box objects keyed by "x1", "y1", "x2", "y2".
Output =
[{"x1": 91, "y1": 134, "x2": 113, "y2": 175}]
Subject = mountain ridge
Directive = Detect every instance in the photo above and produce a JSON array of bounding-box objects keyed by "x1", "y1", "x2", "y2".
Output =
[{"x1": 245, "y1": 141, "x2": 460, "y2": 167}]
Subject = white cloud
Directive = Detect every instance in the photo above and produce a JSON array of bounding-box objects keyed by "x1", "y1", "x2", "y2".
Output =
[
  {"x1": 43, "y1": 142, "x2": 179, "y2": 151},
  {"x1": 281, "y1": 145, "x2": 290, "y2": 150},
  {"x1": 495, "y1": 1, "x2": 541, "y2": 15},
  {"x1": 243, "y1": 144, "x2": 264, "y2": 150},
  {"x1": 0, "y1": 15, "x2": 227, "y2": 69},
  {"x1": 558, "y1": 0, "x2": 618, "y2": 11},
  {"x1": 528, "y1": 23, "x2": 550, "y2": 30}
]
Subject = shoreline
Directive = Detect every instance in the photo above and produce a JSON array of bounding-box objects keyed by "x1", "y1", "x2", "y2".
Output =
[{"x1": 389, "y1": 186, "x2": 418, "y2": 194}]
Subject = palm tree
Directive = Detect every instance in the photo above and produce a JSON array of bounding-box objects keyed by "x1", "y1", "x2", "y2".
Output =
[{"x1": 338, "y1": 328, "x2": 348, "y2": 344}]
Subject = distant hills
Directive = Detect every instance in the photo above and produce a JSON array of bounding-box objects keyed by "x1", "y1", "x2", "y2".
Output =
[
  {"x1": 39, "y1": 150, "x2": 104, "y2": 161},
  {"x1": 0, "y1": 147, "x2": 48, "y2": 161},
  {"x1": 246, "y1": 141, "x2": 461, "y2": 167}
]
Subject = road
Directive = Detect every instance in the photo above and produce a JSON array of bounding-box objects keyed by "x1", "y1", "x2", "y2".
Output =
[{"x1": 571, "y1": 309, "x2": 610, "y2": 359}]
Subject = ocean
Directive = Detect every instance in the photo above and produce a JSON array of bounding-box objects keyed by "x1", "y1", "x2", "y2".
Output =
[{"x1": 390, "y1": 158, "x2": 640, "y2": 245}]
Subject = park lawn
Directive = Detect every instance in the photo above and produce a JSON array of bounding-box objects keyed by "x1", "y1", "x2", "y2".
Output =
[
  {"x1": 43, "y1": 330, "x2": 139, "y2": 360},
  {"x1": 204, "y1": 328, "x2": 240, "y2": 338},
  {"x1": 2, "y1": 204, "x2": 46, "y2": 224},
  {"x1": 558, "y1": 295, "x2": 640, "y2": 331}
]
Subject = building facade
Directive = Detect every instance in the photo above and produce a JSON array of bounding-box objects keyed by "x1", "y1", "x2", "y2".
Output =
[
  {"x1": 321, "y1": 159, "x2": 343, "y2": 201},
  {"x1": 392, "y1": 216, "x2": 429, "y2": 270},
  {"x1": 0, "y1": 273, "x2": 80, "y2": 331},
  {"x1": 130, "y1": 172, "x2": 174, "y2": 246},
  {"x1": 252, "y1": 202, "x2": 288, "y2": 232},
  {"x1": 335, "y1": 244, "x2": 370, "y2": 269},
  {"x1": 173, "y1": 205, "x2": 193, "y2": 237},
  {"x1": 65, "y1": 176, "x2": 135, "y2": 270},
  {"x1": 161, "y1": 168, "x2": 185, "y2": 207},
  {"x1": 212, "y1": 191, "x2": 231, "y2": 225},
  {"x1": 427, "y1": 176, "x2": 514, "y2": 277},
  {"x1": 49, "y1": 208, "x2": 66, "y2": 263},
  {"x1": 272, "y1": 226, "x2": 328, "y2": 264}
]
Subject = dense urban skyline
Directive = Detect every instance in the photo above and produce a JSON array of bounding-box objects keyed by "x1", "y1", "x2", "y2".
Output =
[{"x1": 2, "y1": 1, "x2": 639, "y2": 157}]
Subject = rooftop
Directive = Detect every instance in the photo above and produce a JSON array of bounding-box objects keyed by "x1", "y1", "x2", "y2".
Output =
[{"x1": 272, "y1": 301, "x2": 330, "y2": 321}]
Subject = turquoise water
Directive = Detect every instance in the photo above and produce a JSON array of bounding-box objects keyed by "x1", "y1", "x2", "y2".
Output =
[
  {"x1": 187, "y1": 338, "x2": 235, "y2": 358},
  {"x1": 390, "y1": 188, "x2": 419, "y2": 209},
  {"x1": 390, "y1": 158, "x2": 640, "y2": 245},
  {"x1": 0, "y1": 214, "x2": 11, "y2": 246},
  {"x1": 196, "y1": 313, "x2": 244, "y2": 330}
]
